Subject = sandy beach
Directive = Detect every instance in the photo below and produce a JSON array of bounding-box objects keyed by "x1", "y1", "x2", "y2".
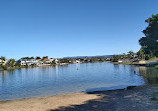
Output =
[
  {"x1": 0, "y1": 92, "x2": 98, "y2": 111},
  {"x1": 0, "y1": 85, "x2": 158, "y2": 111}
]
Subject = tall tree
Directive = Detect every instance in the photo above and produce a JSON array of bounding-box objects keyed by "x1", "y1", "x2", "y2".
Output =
[{"x1": 139, "y1": 14, "x2": 158, "y2": 57}]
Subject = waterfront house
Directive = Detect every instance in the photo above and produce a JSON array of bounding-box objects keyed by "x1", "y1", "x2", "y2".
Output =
[
  {"x1": 43, "y1": 58, "x2": 54, "y2": 64},
  {"x1": 54, "y1": 59, "x2": 59, "y2": 64},
  {"x1": 36, "y1": 59, "x2": 43, "y2": 65},
  {"x1": 36, "y1": 58, "x2": 59, "y2": 65},
  {"x1": 76, "y1": 60, "x2": 81, "y2": 63},
  {"x1": 18, "y1": 59, "x2": 38, "y2": 66}
]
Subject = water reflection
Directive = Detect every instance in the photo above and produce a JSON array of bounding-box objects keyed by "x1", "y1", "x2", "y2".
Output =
[
  {"x1": 0, "y1": 62, "x2": 145, "y2": 100},
  {"x1": 139, "y1": 67, "x2": 158, "y2": 84}
]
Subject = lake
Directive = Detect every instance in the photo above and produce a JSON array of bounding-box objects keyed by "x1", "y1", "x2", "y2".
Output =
[{"x1": 0, "y1": 62, "x2": 157, "y2": 100}]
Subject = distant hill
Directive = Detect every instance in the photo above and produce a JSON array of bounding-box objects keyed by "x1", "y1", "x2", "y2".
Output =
[{"x1": 63, "y1": 55, "x2": 113, "y2": 59}]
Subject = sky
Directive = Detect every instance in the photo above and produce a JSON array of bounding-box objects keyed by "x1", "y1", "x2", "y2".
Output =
[{"x1": 0, "y1": 0, "x2": 158, "y2": 59}]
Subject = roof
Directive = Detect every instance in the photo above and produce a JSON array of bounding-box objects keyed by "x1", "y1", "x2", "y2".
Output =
[
  {"x1": 37, "y1": 59, "x2": 42, "y2": 61},
  {"x1": 44, "y1": 58, "x2": 51, "y2": 61}
]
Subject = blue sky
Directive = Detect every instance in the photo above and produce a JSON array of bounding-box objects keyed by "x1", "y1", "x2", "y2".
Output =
[{"x1": 0, "y1": 0, "x2": 158, "y2": 59}]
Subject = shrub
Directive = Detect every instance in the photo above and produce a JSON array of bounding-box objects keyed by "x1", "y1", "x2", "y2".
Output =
[{"x1": 2, "y1": 66, "x2": 7, "y2": 70}]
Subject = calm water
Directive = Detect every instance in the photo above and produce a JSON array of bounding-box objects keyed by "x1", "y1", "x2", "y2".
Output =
[{"x1": 0, "y1": 62, "x2": 156, "y2": 100}]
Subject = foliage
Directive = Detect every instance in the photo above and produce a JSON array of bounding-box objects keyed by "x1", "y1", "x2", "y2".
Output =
[
  {"x1": 21, "y1": 57, "x2": 34, "y2": 59},
  {"x1": 42, "y1": 56, "x2": 48, "y2": 59},
  {"x1": 1, "y1": 65, "x2": 7, "y2": 70},
  {"x1": 110, "y1": 55, "x2": 121, "y2": 62},
  {"x1": 139, "y1": 14, "x2": 158, "y2": 58},
  {"x1": 60, "y1": 59, "x2": 70, "y2": 63},
  {"x1": 0, "y1": 56, "x2": 6, "y2": 61},
  {"x1": 36, "y1": 56, "x2": 41, "y2": 59},
  {"x1": 128, "y1": 51, "x2": 134, "y2": 58},
  {"x1": 6, "y1": 59, "x2": 15, "y2": 67}
]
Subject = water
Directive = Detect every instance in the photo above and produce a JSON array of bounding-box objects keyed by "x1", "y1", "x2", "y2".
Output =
[
  {"x1": 139, "y1": 66, "x2": 158, "y2": 84},
  {"x1": 0, "y1": 62, "x2": 150, "y2": 100}
]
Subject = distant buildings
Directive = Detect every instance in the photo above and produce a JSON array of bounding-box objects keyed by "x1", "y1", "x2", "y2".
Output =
[
  {"x1": 17, "y1": 59, "x2": 38, "y2": 66},
  {"x1": 17, "y1": 58, "x2": 60, "y2": 66},
  {"x1": 0, "y1": 55, "x2": 110, "y2": 68},
  {"x1": 75, "y1": 60, "x2": 81, "y2": 63}
]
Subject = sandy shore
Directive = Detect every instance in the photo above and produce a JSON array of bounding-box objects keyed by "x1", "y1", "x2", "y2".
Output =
[
  {"x1": 0, "y1": 92, "x2": 98, "y2": 111},
  {"x1": 0, "y1": 85, "x2": 158, "y2": 111}
]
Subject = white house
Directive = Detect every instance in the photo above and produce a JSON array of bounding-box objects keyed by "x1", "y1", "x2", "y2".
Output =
[
  {"x1": 54, "y1": 59, "x2": 59, "y2": 64},
  {"x1": 76, "y1": 60, "x2": 81, "y2": 63},
  {"x1": 18, "y1": 59, "x2": 38, "y2": 66}
]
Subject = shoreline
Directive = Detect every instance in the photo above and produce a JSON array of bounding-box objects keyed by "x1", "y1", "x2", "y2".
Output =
[
  {"x1": 1, "y1": 84, "x2": 158, "y2": 111},
  {"x1": 0, "y1": 85, "x2": 142, "y2": 102},
  {"x1": 0, "y1": 61, "x2": 111, "y2": 71}
]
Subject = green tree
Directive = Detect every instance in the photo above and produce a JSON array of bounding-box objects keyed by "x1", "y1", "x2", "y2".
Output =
[
  {"x1": 0, "y1": 56, "x2": 6, "y2": 61},
  {"x1": 111, "y1": 55, "x2": 121, "y2": 62},
  {"x1": 36, "y1": 56, "x2": 41, "y2": 59},
  {"x1": 122, "y1": 53, "x2": 127, "y2": 58},
  {"x1": 128, "y1": 51, "x2": 134, "y2": 58},
  {"x1": 137, "y1": 48, "x2": 145, "y2": 60},
  {"x1": 139, "y1": 14, "x2": 158, "y2": 57},
  {"x1": 42, "y1": 56, "x2": 48, "y2": 60},
  {"x1": 60, "y1": 59, "x2": 69, "y2": 63},
  {"x1": 6, "y1": 59, "x2": 15, "y2": 67},
  {"x1": 30, "y1": 57, "x2": 34, "y2": 59}
]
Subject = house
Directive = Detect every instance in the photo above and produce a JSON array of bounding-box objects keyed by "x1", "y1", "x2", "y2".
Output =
[
  {"x1": 36, "y1": 58, "x2": 59, "y2": 65},
  {"x1": 76, "y1": 60, "x2": 81, "y2": 63},
  {"x1": 18, "y1": 59, "x2": 38, "y2": 66},
  {"x1": 36, "y1": 59, "x2": 43, "y2": 64},
  {"x1": 54, "y1": 59, "x2": 59, "y2": 64},
  {"x1": 43, "y1": 58, "x2": 54, "y2": 64},
  {"x1": 106, "y1": 58, "x2": 111, "y2": 61}
]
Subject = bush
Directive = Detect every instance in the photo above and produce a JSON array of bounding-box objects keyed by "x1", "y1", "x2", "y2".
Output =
[
  {"x1": 145, "y1": 56, "x2": 149, "y2": 60},
  {"x1": 2, "y1": 66, "x2": 7, "y2": 70}
]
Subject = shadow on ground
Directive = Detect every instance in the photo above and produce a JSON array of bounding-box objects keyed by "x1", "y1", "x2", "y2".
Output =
[{"x1": 49, "y1": 86, "x2": 158, "y2": 111}]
